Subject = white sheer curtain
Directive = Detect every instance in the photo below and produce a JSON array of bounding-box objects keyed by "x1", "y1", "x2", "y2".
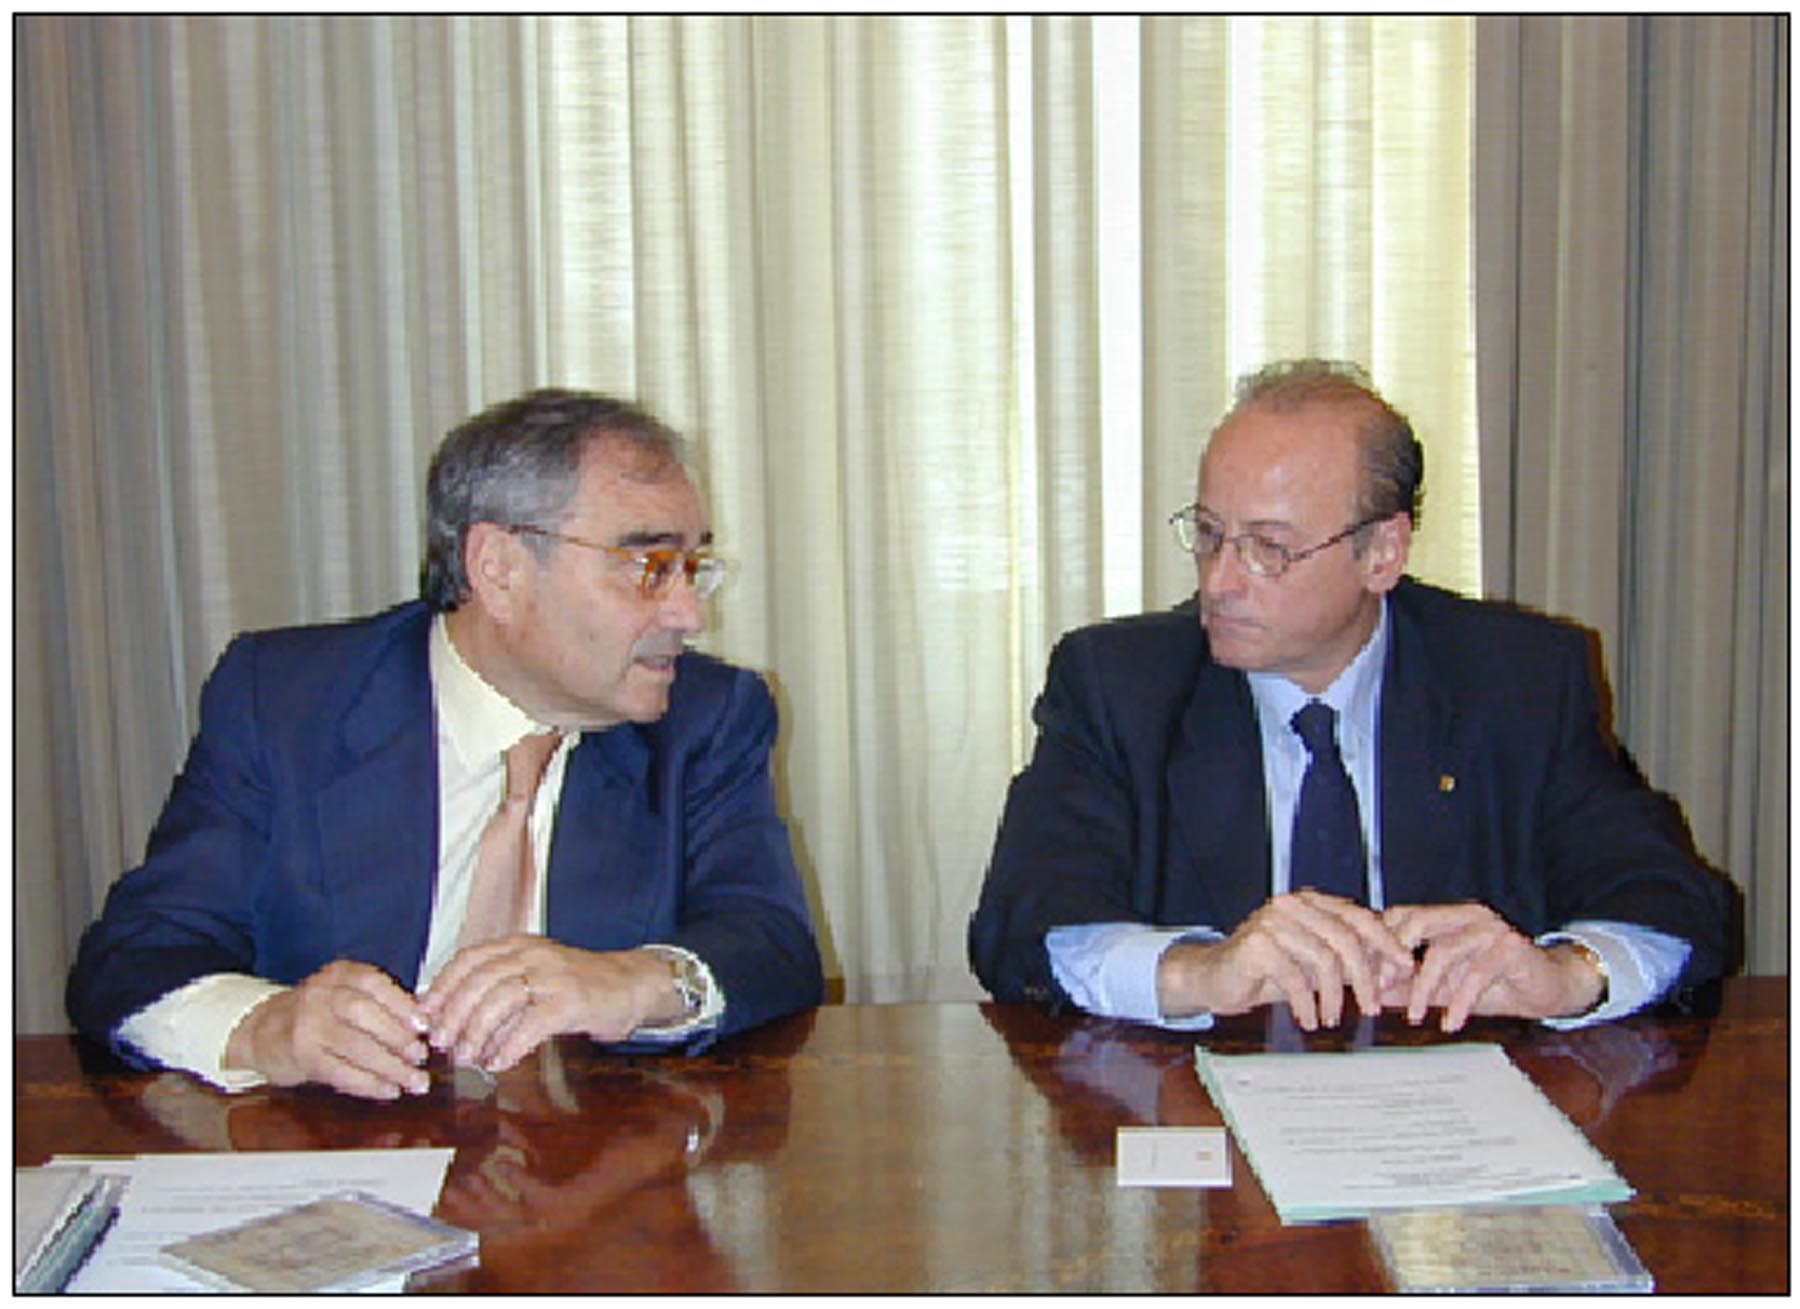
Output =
[
  {"x1": 1141, "y1": 16, "x2": 1479, "y2": 609},
  {"x1": 15, "y1": 15, "x2": 1478, "y2": 1028}
]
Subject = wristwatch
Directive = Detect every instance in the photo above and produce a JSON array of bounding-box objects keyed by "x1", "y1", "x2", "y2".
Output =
[
  {"x1": 665, "y1": 951, "x2": 707, "y2": 1019},
  {"x1": 638, "y1": 946, "x2": 711, "y2": 1032},
  {"x1": 1563, "y1": 940, "x2": 1610, "y2": 1014}
]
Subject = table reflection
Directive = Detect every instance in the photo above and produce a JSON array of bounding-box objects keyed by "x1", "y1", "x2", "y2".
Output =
[
  {"x1": 984, "y1": 1001, "x2": 1689, "y2": 1153},
  {"x1": 110, "y1": 1038, "x2": 797, "y2": 1293}
]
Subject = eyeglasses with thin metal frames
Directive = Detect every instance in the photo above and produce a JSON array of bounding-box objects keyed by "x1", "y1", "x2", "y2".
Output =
[
  {"x1": 505, "y1": 524, "x2": 729, "y2": 598},
  {"x1": 1168, "y1": 505, "x2": 1387, "y2": 579}
]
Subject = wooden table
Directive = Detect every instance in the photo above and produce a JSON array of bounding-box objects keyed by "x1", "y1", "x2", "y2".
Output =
[{"x1": 15, "y1": 978, "x2": 1787, "y2": 1292}]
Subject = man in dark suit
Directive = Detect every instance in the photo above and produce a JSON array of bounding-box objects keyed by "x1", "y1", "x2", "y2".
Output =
[
  {"x1": 68, "y1": 390, "x2": 823, "y2": 1099},
  {"x1": 969, "y1": 360, "x2": 1727, "y2": 1034}
]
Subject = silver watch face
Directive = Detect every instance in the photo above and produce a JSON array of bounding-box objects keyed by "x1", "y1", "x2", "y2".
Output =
[{"x1": 673, "y1": 960, "x2": 705, "y2": 1013}]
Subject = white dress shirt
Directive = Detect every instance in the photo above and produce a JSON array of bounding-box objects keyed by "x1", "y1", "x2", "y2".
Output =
[
  {"x1": 1046, "y1": 601, "x2": 1691, "y2": 1030},
  {"x1": 118, "y1": 614, "x2": 720, "y2": 1090}
]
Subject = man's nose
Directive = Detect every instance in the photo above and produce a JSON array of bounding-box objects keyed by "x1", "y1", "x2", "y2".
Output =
[
  {"x1": 1198, "y1": 541, "x2": 1246, "y2": 596},
  {"x1": 658, "y1": 569, "x2": 707, "y2": 635}
]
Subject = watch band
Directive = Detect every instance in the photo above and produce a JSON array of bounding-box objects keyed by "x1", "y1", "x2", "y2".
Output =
[
  {"x1": 1563, "y1": 939, "x2": 1611, "y2": 1015},
  {"x1": 636, "y1": 945, "x2": 716, "y2": 1034},
  {"x1": 667, "y1": 953, "x2": 706, "y2": 1018}
]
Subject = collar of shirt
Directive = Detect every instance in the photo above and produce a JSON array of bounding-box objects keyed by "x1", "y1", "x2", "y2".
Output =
[
  {"x1": 429, "y1": 613, "x2": 561, "y2": 766},
  {"x1": 1246, "y1": 598, "x2": 1390, "y2": 756}
]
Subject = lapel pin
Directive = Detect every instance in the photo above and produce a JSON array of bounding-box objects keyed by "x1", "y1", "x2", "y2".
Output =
[{"x1": 1438, "y1": 774, "x2": 1456, "y2": 793}]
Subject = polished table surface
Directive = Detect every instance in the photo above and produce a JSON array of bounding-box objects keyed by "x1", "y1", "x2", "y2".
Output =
[{"x1": 15, "y1": 978, "x2": 1788, "y2": 1292}]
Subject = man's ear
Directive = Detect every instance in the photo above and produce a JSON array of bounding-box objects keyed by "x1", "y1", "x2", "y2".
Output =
[
  {"x1": 1361, "y1": 513, "x2": 1412, "y2": 595},
  {"x1": 463, "y1": 522, "x2": 536, "y2": 623}
]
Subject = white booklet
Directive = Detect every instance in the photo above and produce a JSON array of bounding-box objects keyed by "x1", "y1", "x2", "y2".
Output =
[{"x1": 1195, "y1": 1043, "x2": 1629, "y2": 1224}]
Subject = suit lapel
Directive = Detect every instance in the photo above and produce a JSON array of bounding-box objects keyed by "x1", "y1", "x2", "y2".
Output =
[
  {"x1": 316, "y1": 616, "x2": 439, "y2": 987},
  {"x1": 1377, "y1": 598, "x2": 1468, "y2": 907},
  {"x1": 1165, "y1": 662, "x2": 1271, "y2": 931},
  {"x1": 545, "y1": 725, "x2": 661, "y2": 949}
]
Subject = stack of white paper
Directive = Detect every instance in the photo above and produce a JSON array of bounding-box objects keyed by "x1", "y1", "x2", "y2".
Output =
[
  {"x1": 50, "y1": 1148, "x2": 457, "y2": 1293},
  {"x1": 15, "y1": 1165, "x2": 124, "y2": 1292},
  {"x1": 1195, "y1": 1043, "x2": 1630, "y2": 1224}
]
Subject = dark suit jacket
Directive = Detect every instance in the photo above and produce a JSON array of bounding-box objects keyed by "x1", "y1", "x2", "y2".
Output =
[
  {"x1": 968, "y1": 578, "x2": 1730, "y2": 1007},
  {"x1": 67, "y1": 601, "x2": 823, "y2": 1063}
]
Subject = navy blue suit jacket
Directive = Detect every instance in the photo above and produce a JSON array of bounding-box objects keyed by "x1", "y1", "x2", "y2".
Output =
[
  {"x1": 67, "y1": 601, "x2": 823, "y2": 1062},
  {"x1": 968, "y1": 578, "x2": 1731, "y2": 1007}
]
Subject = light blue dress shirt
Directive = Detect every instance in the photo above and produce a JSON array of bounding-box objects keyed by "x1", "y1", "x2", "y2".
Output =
[{"x1": 1046, "y1": 601, "x2": 1691, "y2": 1030}]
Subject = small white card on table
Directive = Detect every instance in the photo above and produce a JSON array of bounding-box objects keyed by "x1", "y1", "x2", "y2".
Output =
[{"x1": 1115, "y1": 1127, "x2": 1231, "y2": 1188}]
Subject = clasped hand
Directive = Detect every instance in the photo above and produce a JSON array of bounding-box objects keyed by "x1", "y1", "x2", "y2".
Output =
[
  {"x1": 225, "y1": 939, "x2": 685, "y2": 1101},
  {"x1": 1156, "y1": 892, "x2": 1605, "y2": 1033}
]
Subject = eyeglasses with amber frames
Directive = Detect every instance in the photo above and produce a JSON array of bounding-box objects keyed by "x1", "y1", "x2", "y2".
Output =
[
  {"x1": 506, "y1": 524, "x2": 730, "y2": 599},
  {"x1": 1168, "y1": 504, "x2": 1386, "y2": 580}
]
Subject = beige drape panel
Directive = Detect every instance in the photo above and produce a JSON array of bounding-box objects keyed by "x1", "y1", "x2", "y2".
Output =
[
  {"x1": 17, "y1": 17, "x2": 588, "y2": 1032},
  {"x1": 1475, "y1": 15, "x2": 1788, "y2": 973},
  {"x1": 16, "y1": 15, "x2": 1481, "y2": 1030}
]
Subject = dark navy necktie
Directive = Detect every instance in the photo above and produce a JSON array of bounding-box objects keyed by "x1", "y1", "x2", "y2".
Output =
[{"x1": 1289, "y1": 700, "x2": 1367, "y2": 904}]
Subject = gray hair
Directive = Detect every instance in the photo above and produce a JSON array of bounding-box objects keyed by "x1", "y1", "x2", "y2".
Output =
[
  {"x1": 421, "y1": 389, "x2": 687, "y2": 611},
  {"x1": 1226, "y1": 358, "x2": 1424, "y2": 529}
]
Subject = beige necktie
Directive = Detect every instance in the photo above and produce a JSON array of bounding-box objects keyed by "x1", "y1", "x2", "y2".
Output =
[{"x1": 459, "y1": 730, "x2": 564, "y2": 949}]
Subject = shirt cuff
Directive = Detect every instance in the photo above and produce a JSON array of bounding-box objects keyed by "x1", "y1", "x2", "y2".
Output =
[
  {"x1": 115, "y1": 974, "x2": 290, "y2": 1092},
  {"x1": 633, "y1": 945, "x2": 724, "y2": 1040},
  {"x1": 1535, "y1": 921, "x2": 1690, "y2": 1029},
  {"x1": 1045, "y1": 922, "x2": 1222, "y2": 1030}
]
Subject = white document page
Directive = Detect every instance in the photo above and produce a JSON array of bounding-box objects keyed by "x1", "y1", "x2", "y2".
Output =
[
  {"x1": 54, "y1": 1148, "x2": 456, "y2": 1293},
  {"x1": 1196, "y1": 1044, "x2": 1629, "y2": 1223}
]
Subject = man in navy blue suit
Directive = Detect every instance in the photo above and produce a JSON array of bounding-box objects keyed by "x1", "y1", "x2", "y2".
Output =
[
  {"x1": 69, "y1": 390, "x2": 823, "y2": 1099},
  {"x1": 970, "y1": 360, "x2": 1728, "y2": 1034}
]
